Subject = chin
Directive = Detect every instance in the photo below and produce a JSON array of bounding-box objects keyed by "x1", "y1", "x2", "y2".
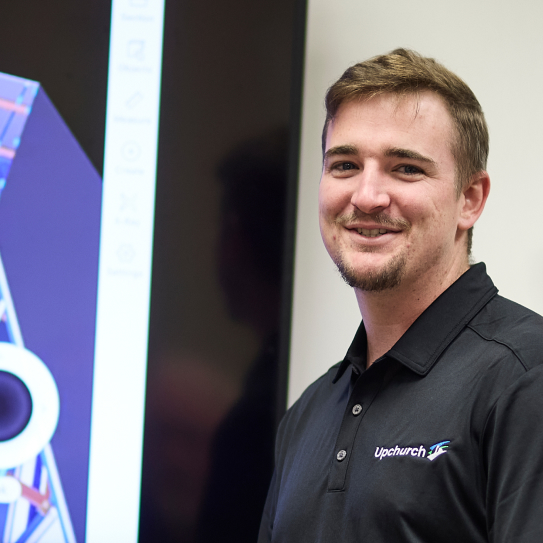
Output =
[{"x1": 335, "y1": 253, "x2": 407, "y2": 292}]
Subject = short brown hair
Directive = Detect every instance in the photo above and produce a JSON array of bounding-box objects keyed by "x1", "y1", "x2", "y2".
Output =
[{"x1": 322, "y1": 48, "x2": 489, "y2": 254}]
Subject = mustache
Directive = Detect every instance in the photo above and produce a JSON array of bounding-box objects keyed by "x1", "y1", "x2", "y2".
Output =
[{"x1": 334, "y1": 211, "x2": 411, "y2": 231}]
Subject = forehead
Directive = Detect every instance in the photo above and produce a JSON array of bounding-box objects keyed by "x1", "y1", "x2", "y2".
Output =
[{"x1": 326, "y1": 92, "x2": 455, "y2": 159}]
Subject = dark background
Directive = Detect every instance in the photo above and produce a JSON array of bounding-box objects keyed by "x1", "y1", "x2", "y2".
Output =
[{"x1": 1, "y1": 0, "x2": 304, "y2": 541}]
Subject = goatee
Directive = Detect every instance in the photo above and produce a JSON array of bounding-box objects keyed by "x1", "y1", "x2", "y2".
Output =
[{"x1": 336, "y1": 252, "x2": 407, "y2": 292}]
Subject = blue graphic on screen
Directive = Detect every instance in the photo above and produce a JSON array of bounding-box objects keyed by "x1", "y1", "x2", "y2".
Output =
[{"x1": 0, "y1": 72, "x2": 102, "y2": 542}]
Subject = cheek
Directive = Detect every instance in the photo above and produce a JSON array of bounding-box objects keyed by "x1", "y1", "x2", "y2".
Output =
[
  {"x1": 402, "y1": 192, "x2": 445, "y2": 225},
  {"x1": 318, "y1": 198, "x2": 335, "y2": 223},
  {"x1": 319, "y1": 183, "x2": 349, "y2": 218}
]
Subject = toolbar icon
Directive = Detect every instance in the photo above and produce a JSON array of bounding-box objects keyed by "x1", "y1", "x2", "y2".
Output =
[
  {"x1": 121, "y1": 141, "x2": 141, "y2": 161},
  {"x1": 127, "y1": 40, "x2": 145, "y2": 61}
]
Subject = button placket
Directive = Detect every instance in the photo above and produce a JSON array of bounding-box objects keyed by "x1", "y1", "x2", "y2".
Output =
[{"x1": 327, "y1": 363, "x2": 387, "y2": 492}]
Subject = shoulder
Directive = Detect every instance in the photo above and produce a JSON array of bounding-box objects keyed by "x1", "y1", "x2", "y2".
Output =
[
  {"x1": 274, "y1": 362, "x2": 345, "y2": 455},
  {"x1": 289, "y1": 363, "x2": 341, "y2": 409},
  {"x1": 468, "y1": 294, "x2": 543, "y2": 371},
  {"x1": 280, "y1": 362, "x2": 341, "y2": 427}
]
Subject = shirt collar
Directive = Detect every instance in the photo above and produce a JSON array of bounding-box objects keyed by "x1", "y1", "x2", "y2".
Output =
[{"x1": 333, "y1": 263, "x2": 498, "y2": 383}]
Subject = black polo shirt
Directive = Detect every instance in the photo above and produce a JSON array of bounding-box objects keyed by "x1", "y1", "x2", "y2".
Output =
[{"x1": 259, "y1": 263, "x2": 543, "y2": 543}]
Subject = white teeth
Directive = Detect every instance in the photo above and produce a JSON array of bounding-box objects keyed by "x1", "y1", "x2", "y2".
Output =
[{"x1": 357, "y1": 228, "x2": 389, "y2": 237}]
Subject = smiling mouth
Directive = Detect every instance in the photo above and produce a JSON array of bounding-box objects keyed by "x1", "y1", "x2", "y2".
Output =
[{"x1": 356, "y1": 228, "x2": 390, "y2": 237}]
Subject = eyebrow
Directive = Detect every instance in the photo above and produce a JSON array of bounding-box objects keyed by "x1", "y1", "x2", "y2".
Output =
[
  {"x1": 323, "y1": 144, "x2": 358, "y2": 162},
  {"x1": 323, "y1": 144, "x2": 438, "y2": 167},
  {"x1": 384, "y1": 147, "x2": 436, "y2": 166}
]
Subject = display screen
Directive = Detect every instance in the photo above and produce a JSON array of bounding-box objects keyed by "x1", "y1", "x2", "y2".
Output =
[{"x1": 1, "y1": 0, "x2": 300, "y2": 541}]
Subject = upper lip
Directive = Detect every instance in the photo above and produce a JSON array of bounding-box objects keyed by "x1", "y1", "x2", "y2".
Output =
[{"x1": 346, "y1": 223, "x2": 401, "y2": 233}]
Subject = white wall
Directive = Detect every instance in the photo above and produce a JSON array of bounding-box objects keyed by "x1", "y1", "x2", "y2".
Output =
[{"x1": 288, "y1": 0, "x2": 543, "y2": 406}]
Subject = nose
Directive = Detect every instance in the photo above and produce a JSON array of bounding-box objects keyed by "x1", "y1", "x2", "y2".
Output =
[{"x1": 350, "y1": 165, "x2": 391, "y2": 214}]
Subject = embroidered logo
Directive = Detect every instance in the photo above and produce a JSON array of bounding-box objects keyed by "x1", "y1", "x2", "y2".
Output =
[
  {"x1": 374, "y1": 440, "x2": 451, "y2": 461},
  {"x1": 427, "y1": 440, "x2": 450, "y2": 461}
]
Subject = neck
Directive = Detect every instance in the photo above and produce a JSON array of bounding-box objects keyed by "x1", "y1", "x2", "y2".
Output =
[{"x1": 355, "y1": 259, "x2": 469, "y2": 367}]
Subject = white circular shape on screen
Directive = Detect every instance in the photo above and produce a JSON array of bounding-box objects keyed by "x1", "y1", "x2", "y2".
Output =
[
  {"x1": 0, "y1": 475, "x2": 22, "y2": 503},
  {"x1": 0, "y1": 342, "x2": 59, "y2": 469}
]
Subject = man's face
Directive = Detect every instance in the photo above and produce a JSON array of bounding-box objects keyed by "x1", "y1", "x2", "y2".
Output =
[{"x1": 319, "y1": 92, "x2": 466, "y2": 293}]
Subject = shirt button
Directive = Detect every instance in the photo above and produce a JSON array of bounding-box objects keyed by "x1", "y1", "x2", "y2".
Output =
[
  {"x1": 352, "y1": 404, "x2": 362, "y2": 416},
  {"x1": 336, "y1": 450, "x2": 347, "y2": 461}
]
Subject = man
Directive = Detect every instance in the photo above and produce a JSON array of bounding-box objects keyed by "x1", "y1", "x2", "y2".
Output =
[{"x1": 259, "y1": 49, "x2": 543, "y2": 542}]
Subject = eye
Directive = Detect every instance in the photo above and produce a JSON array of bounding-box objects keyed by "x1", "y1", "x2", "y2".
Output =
[
  {"x1": 396, "y1": 164, "x2": 425, "y2": 176},
  {"x1": 329, "y1": 161, "x2": 359, "y2": 177},
  {"x1": 334, "y1": 162, "x2": 357, "y2": 170}
]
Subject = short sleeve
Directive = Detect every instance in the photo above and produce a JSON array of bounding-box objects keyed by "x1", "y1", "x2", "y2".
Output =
[{"x1": 484, "y1": 365, "x2": 543, "y2": 542}]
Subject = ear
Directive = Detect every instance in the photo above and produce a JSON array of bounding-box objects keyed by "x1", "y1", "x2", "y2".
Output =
[{"x1": 457, "y1": 171, "x2": 490, "y2": 232}]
